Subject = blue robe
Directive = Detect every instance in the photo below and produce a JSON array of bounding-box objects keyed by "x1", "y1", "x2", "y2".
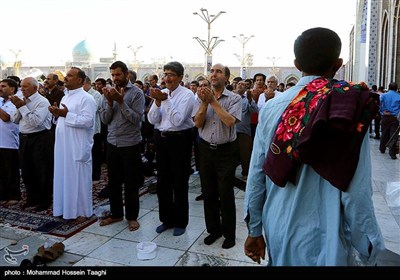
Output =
[{"x1": 244, "y1": 76, "x2": 385, "y2": 266}]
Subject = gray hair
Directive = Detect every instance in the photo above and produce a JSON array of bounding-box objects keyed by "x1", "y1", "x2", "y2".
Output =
[{"x1": 23, "y1": 77, "x2": 39, "y2": 88}]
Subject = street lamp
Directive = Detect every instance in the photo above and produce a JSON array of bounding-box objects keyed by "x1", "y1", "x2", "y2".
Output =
[
  {"x1": 112, "y1": 42, "x2": 118, "y2": 62},
  {"x1": 193, "y1": 8, "x2": 226, "y2": 75},
  {"x1": 267, "y1": 56, "x2": 280, "y2": 76},
  {"x1": 127, "y1": 45, "x2": 143, "y2": 72},
  {"x1": 10, "y1": 49, "x2": 22, "y2": 77},
  {"x1": 233, "y1": 34, "x2": 254, "y2": 78}
]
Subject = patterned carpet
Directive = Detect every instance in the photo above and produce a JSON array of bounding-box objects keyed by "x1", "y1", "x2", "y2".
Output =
[{"x1": 0, "y1": 165, "x2": 155, "y2": 238}]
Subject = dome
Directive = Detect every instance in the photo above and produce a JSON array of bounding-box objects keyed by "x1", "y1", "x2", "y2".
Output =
[{"x1": 72, "y1": 39, "x2": 93, "y2": 63}]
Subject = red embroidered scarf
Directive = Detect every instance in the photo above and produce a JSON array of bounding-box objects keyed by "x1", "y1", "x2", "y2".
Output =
[{"x1": 263, "y1": 78, "x2": 380, "y2": 191}]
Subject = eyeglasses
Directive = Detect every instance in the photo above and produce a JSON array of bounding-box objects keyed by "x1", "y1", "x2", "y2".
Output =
[{"x1": 162, "y1": 73, "x2": 177, "y2": 78}]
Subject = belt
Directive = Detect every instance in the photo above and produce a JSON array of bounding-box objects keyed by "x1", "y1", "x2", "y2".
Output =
[
  {"x1": 200, "y1": 138, "x2": 234, "y2": 150},
  {"x1": 156, "y1": 128, "x2": 191, "y2": 138},
  {"x1": 382, "y1": 114, "x2": 397, "y2": 118},
  {"x1": 20, "y1": 130, "x2": 49, "y2": 138}
]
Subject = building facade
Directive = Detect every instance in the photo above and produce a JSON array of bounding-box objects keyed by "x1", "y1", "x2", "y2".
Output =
[
  {"x1": 1, "y1": 39, "x2": 307, "y2": 85},
  {"x1": 349, "y1": 0, "x2": 400, "y2": 88},
  {"x1": 2, "y1": 34, "x2": 353, "y2": 86}
]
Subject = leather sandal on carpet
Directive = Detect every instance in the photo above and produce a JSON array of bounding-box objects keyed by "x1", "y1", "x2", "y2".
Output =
[
  {"x1": 128, "y1": 220, "x2": 140, "y2": 231},
  {"x1": 35, "y1": 242, "x2": 65, "y2": 263},
  {"x1": 99, "y1": 217, "x2": 123, "y2": 226}
]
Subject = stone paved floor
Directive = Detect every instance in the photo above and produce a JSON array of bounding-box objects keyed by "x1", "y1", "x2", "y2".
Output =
[{"x1": 0, "y1": 138, "x2": 399, "y2": 268}]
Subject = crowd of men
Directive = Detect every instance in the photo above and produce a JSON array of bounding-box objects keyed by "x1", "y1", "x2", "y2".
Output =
[{"x1": 0, "y1": 27, "x2": 398, "y2": 264}]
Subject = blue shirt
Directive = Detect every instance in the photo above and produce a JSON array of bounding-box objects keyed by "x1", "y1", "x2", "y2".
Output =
[
  {"x1": 236, "y1": 93, "x2": 258, "y2": 136},
  {"x1": 244, "y1": 76, "x2": 385, "y2": 266},
  {"x1": 380, "y1": 89, "x2": 400, "y2": 116},
  {"x1": 0, "y1": 99, "x2": 19, "y2": 149}
]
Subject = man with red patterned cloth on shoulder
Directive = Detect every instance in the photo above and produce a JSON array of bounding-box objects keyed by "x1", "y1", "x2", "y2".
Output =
[{"x1": 244, "y1": 27, "x2": 384, "y2": 266}]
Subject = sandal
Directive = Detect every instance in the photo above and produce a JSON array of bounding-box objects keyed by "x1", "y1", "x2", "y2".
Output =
[
  {"x1": 99, "y1": 217, "x2": 123, "y2": 227},
  {"x1": 128, "y1": 220, "x2": 140, "y2": 231}
]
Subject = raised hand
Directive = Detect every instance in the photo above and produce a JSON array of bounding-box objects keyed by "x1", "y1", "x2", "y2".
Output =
[
  {"x1": 149, "y1": 88, "x2": 167, "y2": 101},
  {"x1": 109, "y1": 87, "x2": 124, "y2": 104},
  {"x1": 246, "y1": 89, "x2": 253, "y2": 102},
  {"x1": 149, "y1": 88, "x2": 167, "y2": 106},
  {"x1": 49, "y1": 102, "x2": 68, "y2": 117},
  {"x1": 264, "y1": 88, "x2": 275, "y2": 100},
  {"x1": 9, "y1": 95, "x2": 26, "y2": 109},
  {"x1": 199, "y1": 86, "x2": 215, "y2": 104}
]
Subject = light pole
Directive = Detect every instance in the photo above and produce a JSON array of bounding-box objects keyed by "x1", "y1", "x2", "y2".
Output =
[
  {"x1": 151, "y1": 57, "x2": 165, "y2": 77},
  {"x1": 10, "y1": 49, "x2": 22, "y2": 77},
  {"x1": 233, "y1": 34, "x2": 254, "y2": 78},
  {"x1": 127, "y1": 45, "x2": 142, "y2": 72},
  {"x1": 111, "y1": 42, "x2": 118, "y2": 62},
  {"x1": 193, "y1": 8, "x2": 226, "y2": 75},
  {"x1": 267, "y1": 56, "x2": 280, "y2": 76}
]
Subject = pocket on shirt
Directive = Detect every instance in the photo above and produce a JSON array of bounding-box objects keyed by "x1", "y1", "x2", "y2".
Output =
[{"x1": 73, "y1": 140, "x2": 92, "y2": 163}]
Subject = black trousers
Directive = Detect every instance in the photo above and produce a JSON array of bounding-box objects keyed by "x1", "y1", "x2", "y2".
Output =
[
  {"x1": 19, "y1": 130, "x2": 53, "y2": 206},
  {"x1": 92, "y1": 133, "x2": 102, "y2": 180},
  {"x1": 237, "y1": 132, "x2": 253, "y2": 177},
  {"x1": 380, "y1": 115, "x2": 399, "y2": 156},
  {"x1": 154, "y1": 129, "x2": 193, "y2": 228},
  {"x1": 369, "y1": 114, "x2": 381, "y2": 137},
  {"x1": 0, "y1": 148, "x2": 21, "y2": 201},
  {"x1": 198, "y1": 138, "x2": 238, "y2": 239},
  {"x1": 193, "y1": 127, "x2": 200, "y2": 171},
  {"x1": 107, "y1": 143, "x2": 143, "y2": 221},
  {"x1": 100, "y1": 122, "x2": 108, "y2": 163}
]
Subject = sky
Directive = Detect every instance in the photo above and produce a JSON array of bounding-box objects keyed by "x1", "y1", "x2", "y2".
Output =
[{"x1": 0, "y1": 0, "x2": 357, "y2": 68}]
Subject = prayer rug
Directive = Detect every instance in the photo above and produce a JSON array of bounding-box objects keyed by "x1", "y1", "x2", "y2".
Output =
[{"x1": 0, "y1": 165, "x2": 155, "y2": 238}]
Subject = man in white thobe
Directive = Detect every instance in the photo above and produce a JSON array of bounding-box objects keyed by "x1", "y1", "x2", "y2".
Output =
[{"x1": 49, "y1": 67, "x2": 97, "y2": 220}]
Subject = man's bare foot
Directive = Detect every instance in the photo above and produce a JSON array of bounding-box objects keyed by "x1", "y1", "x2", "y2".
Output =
[
  {"x1": 99, "y1": 217, "x2": 123, "y2": 226},
  {"x1": 128, "y1": 220, "x2": 140, "y2": 231}
]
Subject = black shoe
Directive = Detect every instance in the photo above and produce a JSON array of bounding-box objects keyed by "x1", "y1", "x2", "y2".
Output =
[
  {"x1": 374, "y1": 136, "x2": 381, "y2": 140},
  {"x1": 98, "y1": 187, "x2": 109, "y2": 198},
  {"x1": 20, "y1": 259, "x2": 33, "y2": 267},
  {"x1": 32, "y1": 256, "x2": 47, "y2": 267},
  {"x1": 148, "y1": 183, "x2": 157, "y2": 194},
  {"x1": 380, "y1": 149, "x2": 385, "y2": 154},
  {"x1": 156, "y1": 223, "x2": 173, "y2": 233},
  {"x1": 204, "y1": 234, "x2": 222, "y2": 245},
  {"x1": 195, "y1": 193, "x2": 204, "y2": 201},
  {"x1": 222, "y1": 238, "x2": 235, "y2": 249},
  {"x1": 390, "y1": 154, "x2": 397, "y2": 160},
  {"x1": 234, "y1": 177, "x2": 246, "y2": 191},
  {"x1": 173, "y1": 227, "x2": 186, "y2": 236}
]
